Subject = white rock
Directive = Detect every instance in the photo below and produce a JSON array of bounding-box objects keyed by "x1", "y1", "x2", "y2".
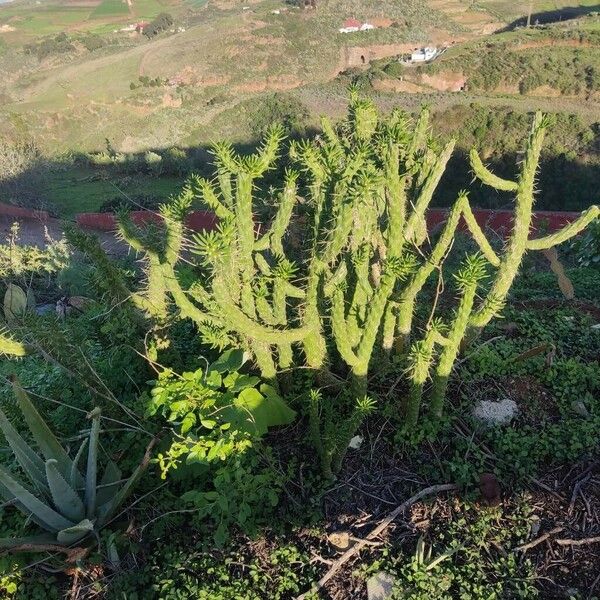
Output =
[
  {"x1": 348, "y1": 435, "x2": 363, "y2": 449},
  {"x1": 472, "y1": 398, "x2": 518, "y2": 426},
  {"x1": 367, "y1": 572, "x2": 396, "y2": 600}
]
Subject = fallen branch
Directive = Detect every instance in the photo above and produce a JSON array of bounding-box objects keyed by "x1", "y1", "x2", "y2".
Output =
[
  {"x1": 555, "y1": 536, "x2": 600, "y2": 547},
  {"x1": 513, "y1": 526, "x2": 564, "y2": 552},
  {"x1": 295, "y1": 483, "x2": 458, "y2": 600}
]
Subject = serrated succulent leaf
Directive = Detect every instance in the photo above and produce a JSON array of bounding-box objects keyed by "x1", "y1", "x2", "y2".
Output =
[
  {"x1": 11, "y1": 378, "x2": 81, "y2": 486},
  {"x1": 0, "y1": 407, "x2": 48, "y2": 493},
  {"x1": 56, "y1": 519, "x2": 94, "y2": 544},
  {"x1": 0, "y1": 464, "x2": 73, "y2": 532},
  {"x1": 85, "y1": 409, "x2": 101, "y2": 519},
  {"x1": 45, "y1": 459, "x2": 85, "y2": 523}
]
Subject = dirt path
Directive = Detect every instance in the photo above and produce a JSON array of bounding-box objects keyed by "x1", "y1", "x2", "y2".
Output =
[{"x1": 0, "y1": 216, "x2": 127, "y2": 255}]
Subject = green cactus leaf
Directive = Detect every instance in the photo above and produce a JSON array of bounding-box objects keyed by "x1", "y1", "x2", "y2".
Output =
[
  {"x1": 45, "y1": 459, "x2": 85, "y2": 523},
  {"x1": 0, "y1": 464, "x2": 74, "y2": 532},
  {"x1": 0, "y1": 534, "x2": 60, "y2": 550},
  {"x1": 97, "y1": 442, "x2": 153, "y2": 528},
  {"x1": 0, "y1": 407, "x2": 47, "y2": 493},
  {"x1": 56, "y1": 519, "x2": 95, "y2": 544},
  {"x1": 11, "y1": 378, "x2": 81, "y2": 486},
  {"x1": 85, "y1": 409, "x2": 101, "y2": 519},
  {"x1": 70, "y1": 438, "x2": 88, "y2": 490}
]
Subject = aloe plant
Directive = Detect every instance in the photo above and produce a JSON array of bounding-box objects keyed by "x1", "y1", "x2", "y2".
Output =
[{"x1": 0, "y1": 377, "x2": 152, "y2": 551}]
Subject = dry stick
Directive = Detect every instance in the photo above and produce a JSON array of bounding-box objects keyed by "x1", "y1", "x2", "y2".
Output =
[
  {"x1": 555, "y1": 536, "x2": 600, "y2": 547},
  {"x1": 513, "y1": 526, "x2": 564, "y2": 553},
  {"x1": 295, "y1": 483, "x2": 458, "y2": 600}
]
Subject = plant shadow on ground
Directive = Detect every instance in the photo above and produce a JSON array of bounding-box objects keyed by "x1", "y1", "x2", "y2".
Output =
[{"x1": 502, "y1": 4, "x2": 600, "y2": 31}]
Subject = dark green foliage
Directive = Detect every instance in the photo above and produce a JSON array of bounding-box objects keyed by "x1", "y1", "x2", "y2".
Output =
[
  {"x1": 144, "y1": 13, "x2": 174, "y2": 38},
  {"x1": 569, "y1": 218, "x2": 600, "y2": 267},
  {"x1": 24, "y1": 33, "x2": 74, "y2": 61},
  {"x1": 109, "y1": 537, "x2": 319, "y2": 598},
  {"x1": 363, "y1": 500, "x2": 537, "y2": 599},
  {"x1": 250, "y1": 93, "x2": 310, "y2": 138}
]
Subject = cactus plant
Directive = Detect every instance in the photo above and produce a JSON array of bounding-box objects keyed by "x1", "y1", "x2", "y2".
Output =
[
  {"x1": 109, "y1": 95, "x2": 598, "y2": 440},
  {"x1": 0, "y1": 377, "x2": 153, "y2": 551}
]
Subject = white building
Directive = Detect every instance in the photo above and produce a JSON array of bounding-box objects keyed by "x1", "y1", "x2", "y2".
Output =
[
  {"x1": 339, "y1": 19, "x2": 376, "y2": 34},
  {"x1": 411, "y1": 47, "x2": 437, "y2": 62}
]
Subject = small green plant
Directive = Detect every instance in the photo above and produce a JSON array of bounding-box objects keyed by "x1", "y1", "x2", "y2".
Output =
[
  {"x1": 569, "y1": 217, "x2": 600, "y2": 267},
  {"x1": 148, "y1": 349, "x2": 296, "y2": 478},
  {"x1": 0, "y1": 377, "x2": 153, "y2": 551},
  {"x1": 308, "y1": 389, "x2": 376, "y2": 478}
]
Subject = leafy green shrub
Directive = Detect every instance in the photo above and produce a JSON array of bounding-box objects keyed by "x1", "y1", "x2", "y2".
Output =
[
  {"x1": 569, "y1": 218, "x2": 600, "y2": 267},
  {"x1": 144, "y1": 13, "x2": 174, "y2": 38},
  {"x1": 147, "y1": 349, "x2": 296, "y2": 477},
  {"x1": 384, "y1": 60, "x2": 404, "y2": 78},
  {"x1": 250, "y1": 93, "x2": 309, "y2": 138}
]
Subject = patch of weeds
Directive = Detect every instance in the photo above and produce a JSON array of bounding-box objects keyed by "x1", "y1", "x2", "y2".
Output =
[{"x1": 360, "y1": 499, "x2": 537, "y2": 599}]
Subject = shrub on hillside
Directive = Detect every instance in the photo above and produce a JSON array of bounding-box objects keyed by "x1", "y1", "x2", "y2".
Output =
[
  {"x1": 144, "y1": 13, "x2": 174, "y2": 38},
  {"x1": 250, "y1": 94, "x2": 309, "y2": 139}
]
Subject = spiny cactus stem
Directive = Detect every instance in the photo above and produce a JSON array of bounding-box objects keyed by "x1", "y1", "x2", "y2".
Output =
[
  {"x1": 212, "y1": 276, "x2": 312, "y2": 345},
  {"x1": 403, "y1": 140, "x2": 455, "y2": 244},
  {"x1": 250, "y1": 340, "x2": 277, "y2": 382},
  {"x1": 470, "y1": 114, "x2": 547, "y2": 331},
  {"x1": 527, "y1": 207, "x2": 599, "y2": 250},
  {"x1": 469, "y1": 149, "x2": 518, "y2": 192},
  {"x1": 235, "y1": 171, "x2": 257, "y2": 318},
  {"x1": 461, "y1": 203, "x2": 501, "y2": 267},
  {"x1": 395, "y1": 194, "x2": 465, "y2": 347},
  {"x1": 430, "y1": 281, "x2": 478, "y2": 419},
  {"x1": 330, "y1": 288, "x2": 359, "y2": 368},
  {"x1": 404, "y1": 328, "x2": 438, "y2": 428}
]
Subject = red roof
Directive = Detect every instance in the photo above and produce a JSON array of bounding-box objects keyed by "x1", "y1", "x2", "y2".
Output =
[{"x1": 343, "y1": 18, "x2": 361, "y2": 28}]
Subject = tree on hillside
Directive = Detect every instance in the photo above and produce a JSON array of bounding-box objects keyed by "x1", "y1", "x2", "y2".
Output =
[{"x1": 144, "y1": 13, "x2": 174, "y2": 38}]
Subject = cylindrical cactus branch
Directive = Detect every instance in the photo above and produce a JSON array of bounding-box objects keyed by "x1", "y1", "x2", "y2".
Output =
[
  {"x1": 467, "y1": 113, "x2": 599, "y2": 336},
  {"x1": 0, "y1": 330, "x2": 27, "y2": 357},
  {"x1": 117, "y1": 126, "x2": 320, "y2": 380},
  {"x1": 429, "y1": 254, "x2": 488, "y2": 419}
]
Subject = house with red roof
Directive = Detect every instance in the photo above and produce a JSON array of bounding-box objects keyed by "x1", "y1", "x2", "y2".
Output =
[{"x1": 339, "y1": 18, "x2": 375, "y2": 33}]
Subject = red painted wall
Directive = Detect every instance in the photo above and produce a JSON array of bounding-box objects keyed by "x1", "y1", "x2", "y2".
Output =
[{"x1": 0, "y1": 202, "x2": 49, "y2": 221}]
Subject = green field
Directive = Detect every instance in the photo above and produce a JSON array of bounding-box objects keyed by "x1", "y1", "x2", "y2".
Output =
[{"x1": 90, "y1": 0, "x2": 130, "y2": 19}]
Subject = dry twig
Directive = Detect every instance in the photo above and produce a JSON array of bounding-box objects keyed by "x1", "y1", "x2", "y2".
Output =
[{"x1": 295, "y1": 483, "x2": 458, "y2": 600}]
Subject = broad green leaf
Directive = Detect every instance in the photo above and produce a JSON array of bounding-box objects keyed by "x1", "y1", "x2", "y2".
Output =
[
  {"x1": 56, "y1": 519, "x2": 94, "y2": 544},
  {"x1": 45, "y1": 459, "x2": 85, "y2": 523},
  {"x1": 205, "y1": 370, "x2": 222, "y2": 388},
  {"x1": 0, "y1": 464, "x2": 74, "y2": 532},
  {"x1": 223, "y1": 372, "x2": 261, "y2": 393},
  {"x1": 224, "y1": 386, "x2": 296, "y2": 436},
  {"x1": 181, "y1": 412, "x2": 197, "y2": 434},
  {"x1": 4, "y1": 284, "x2": 27, "y2": 322},
  {"x1": 208, "y1": 349, "x2": 245, "y2": 374}
]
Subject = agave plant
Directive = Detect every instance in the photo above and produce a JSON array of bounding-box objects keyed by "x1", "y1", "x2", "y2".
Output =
[{"x1": 0, "y1": 377, "x2": 153, "y2": 551}]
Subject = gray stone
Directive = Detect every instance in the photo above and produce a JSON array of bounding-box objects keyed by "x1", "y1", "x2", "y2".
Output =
[
  {"x1": 367, "y1": 572, "x2": 396, "y2": 600},
  {"x1": 472, "y1": 398, "x2": 518, "y2": 427}
]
